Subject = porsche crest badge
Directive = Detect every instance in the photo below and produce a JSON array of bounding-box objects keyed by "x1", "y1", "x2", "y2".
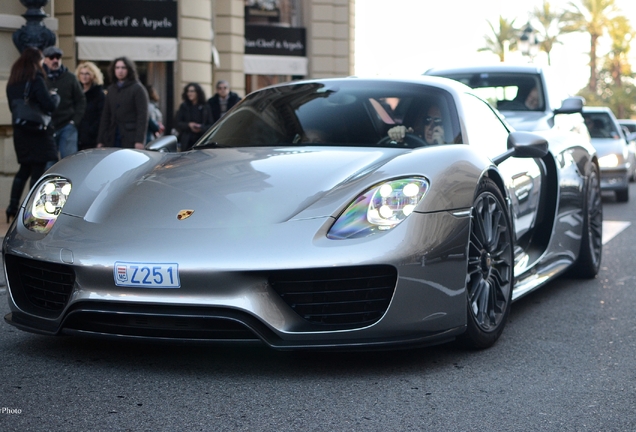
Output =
[{"x1": 177, "y1": 210, "x2": 194, "y2": 220}]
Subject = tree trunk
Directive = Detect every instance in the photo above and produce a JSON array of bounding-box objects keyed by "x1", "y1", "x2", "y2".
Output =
[{"x1": 588, "y1": 33, "x2": 599, "y2": 93}]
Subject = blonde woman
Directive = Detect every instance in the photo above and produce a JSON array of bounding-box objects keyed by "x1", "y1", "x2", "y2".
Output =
[{"x1": 75, "y1": 61, "x2": 105, "y2": 150}]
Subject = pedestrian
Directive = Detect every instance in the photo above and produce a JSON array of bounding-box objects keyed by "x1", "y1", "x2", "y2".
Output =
[
  {"x1": 176, "y1": 83, "x2": 213, "y2": 151},
  {"x1": 75, "y1": 61, "x2": 105, "y2": 150},
  {"x1": 146, "y1": 85, "x2": 165, "y2": 143},
  {"x1": 42, "y1": 46, "x2": 86, "y2": 164},
  {"x1": 97, "y1": 57, "x2": 149, "y2": 149},
  {"x1": 207, "y1": 80, "x2": 240, "y2": 122},
  {"x1": 5, "y1": 47, "x2": 60, "y2": 222}
]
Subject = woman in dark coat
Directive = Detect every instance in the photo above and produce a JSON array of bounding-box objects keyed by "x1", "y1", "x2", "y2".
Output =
[
  {"x1": 97, "y1": 57, "x2": 149, "y2": 149},
  {"x1": 75, "y1": 61, "x2": 105, "y2": 150},
  {"x1": 5, "y1": 47, "x2": 60, "y2": 222},
  {"x1": 175, "y1": 83, "x2": 213, "y2": 151}
]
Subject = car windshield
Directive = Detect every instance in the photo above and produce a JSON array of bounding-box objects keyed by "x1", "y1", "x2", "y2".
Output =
[
  {"x1": 194, "y1": 81, "x2": 462, "y2": 149},
  {"x1": 433, "y1": 72, "x2": 545, "y2": 112},
  {"x1": 619, "y1": 121, "x2": 636, "y2": 133},
  {"x1": 583, "y1": 112, "x2": 620, "y2": 139}
]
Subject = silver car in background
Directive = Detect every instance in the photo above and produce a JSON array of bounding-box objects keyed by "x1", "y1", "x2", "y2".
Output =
[
  {"x1": 583, "y1": 106, "x2": 631, "y2": 202},
  {"x1": 425, "y1": 64, "x2": 588, "y2": 137},
  {"x1": 617, "y1": 118, "x2": 636, "y2": 181}
]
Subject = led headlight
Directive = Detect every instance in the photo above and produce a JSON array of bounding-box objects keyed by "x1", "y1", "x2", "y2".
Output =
[
  {"x1": 328, "y1": 177, "x2": 429, "y2": 239},
  {"x1": 598, "y1": 153, "x2": 620, "y2": 168},
  {"x1": 23, "y1": 177, "x2": 72, "y2": 234}
]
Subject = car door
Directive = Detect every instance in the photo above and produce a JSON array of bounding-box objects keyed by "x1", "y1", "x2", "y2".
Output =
[{"x1": 461, "y1": 93, "x2": 545, "y2": 244}]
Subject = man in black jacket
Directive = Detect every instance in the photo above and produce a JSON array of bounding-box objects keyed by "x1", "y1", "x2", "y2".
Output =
[
  {"x1": 43, "y1": 46, "x2": 86, "y2": 166},
  {"x1": 207, "y1": 80, "x2": 240, "y2": 122}
]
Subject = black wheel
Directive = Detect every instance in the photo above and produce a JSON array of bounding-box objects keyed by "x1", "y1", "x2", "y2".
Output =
[
  {"x1": 376, "y1": 132, "x2": 429, "y2": 148},
  {"x1": 570, "y1": 165, "x2": 603, "y2": 278},
  {"x1": 460, "y1": 177, "x2": 514, "y2": 349},
  {"x1": 615, "y1": 187, "x2": 629, "y2": 202}
]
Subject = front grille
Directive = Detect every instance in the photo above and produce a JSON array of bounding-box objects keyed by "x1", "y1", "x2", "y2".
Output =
[
  {"x1": 5, "y1": 254, "x2": 75, "y2": 318},
  {"x1": 269, "y1": 265, "x2": 397, "y2": 328},
  {"x1": 64, "y1": 311, "x2": 258, "y2": 340},
  {"x1": 62, "y1": 303, "x2": 265, "y2": 341}
]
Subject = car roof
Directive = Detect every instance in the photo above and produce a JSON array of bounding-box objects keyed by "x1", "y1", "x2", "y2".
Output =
[
  {"x1": 259, "y1": 75, "x2": 473, "y2": 96},
  {"x1": 425, "y1": 64, "x2": 545, "y2": 75},
  {"x1": 582, "y1": 106, "x2": 614, "y2": 114}
]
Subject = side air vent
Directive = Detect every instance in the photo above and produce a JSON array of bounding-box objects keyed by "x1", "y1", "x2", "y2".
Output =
[
  {"x1": 269, "y1": 265, "x2": 397, "y2": 328},
  {"x1": 5, "y1": 254, "x2": 75, "y2": 318}
]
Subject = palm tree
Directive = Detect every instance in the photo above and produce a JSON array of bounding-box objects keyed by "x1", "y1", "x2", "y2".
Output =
[
  {"x1": 562, "y1": 0, "x2": 617, "y2": 92},
  {"x1": 531, "y1": 1, "x2": 565, "y2": 65},
  {"x1": 479, "y1": 16, "x2": 518, "y2": 62},
  {"x1": 606, "y1": 15, "x2": 633, "y2": 86},
  {"x1": 604, "y1": 16, "x2": 634, "y2": 118}
]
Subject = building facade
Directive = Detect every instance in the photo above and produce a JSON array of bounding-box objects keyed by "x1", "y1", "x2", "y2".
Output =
[{"x1": 0, "y1": 0, "x2": 355, "y2": 207}]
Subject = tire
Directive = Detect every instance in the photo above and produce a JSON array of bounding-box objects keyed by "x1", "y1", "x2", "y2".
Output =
[
  {"x1": 616, "y1": 187, "x2": 629, "y2": 202},
  {"x1": 570, "y1": 165, "x2": 603, "y2": 278},
  {"x1": 459, "y1": 177, "x2": 514, "y2": 349}
]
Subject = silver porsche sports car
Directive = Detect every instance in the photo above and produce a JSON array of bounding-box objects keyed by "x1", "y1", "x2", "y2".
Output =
[{"x1": 3, "y1": 76, "x2": 602, "y2": 350}]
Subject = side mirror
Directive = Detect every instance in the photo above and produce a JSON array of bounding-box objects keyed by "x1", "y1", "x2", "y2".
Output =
[
  {"x1": 492, "y1": 131, "x2": 549, "y2": 165},
  {"x1": 554, "y1": 96, "x2": 584, "y2": 114},
  {"x1": 145, "y1": 135, "x2": 178, "y2": 152}
]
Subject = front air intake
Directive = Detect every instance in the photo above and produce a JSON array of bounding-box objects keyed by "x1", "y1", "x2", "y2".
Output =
[
  {"x1": 5, "y1": 254, "x2": 75, "y2": 318},
  {"x1": 269, "y1": 265, "x2": 397, "y2": 328}
]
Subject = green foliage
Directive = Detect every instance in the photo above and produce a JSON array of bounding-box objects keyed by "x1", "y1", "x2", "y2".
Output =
[
  {"x1": 577, "y1": 69, "x2": 636, "y2": 118},
  {"x1": 479, "y1": 16, "x2": 519, "y2": 62},
  {"x1": 483, "y1": 0, "x2": 634, "y2": 115},
  {"x1": 531, "y1": 1, "x2": 565, "y2": 65}
]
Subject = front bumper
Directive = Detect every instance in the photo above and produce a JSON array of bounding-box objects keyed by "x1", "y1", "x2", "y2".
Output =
[
  {"x1": 599, "y1": 167, "x2": 629, "y2": 191},
  {"x1": 4, "y1": 210, "x2": 471, "y2": 349}
]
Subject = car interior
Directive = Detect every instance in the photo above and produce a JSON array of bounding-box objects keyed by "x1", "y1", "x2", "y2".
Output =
[
  {"x1": 583, "y1": 113, "x2": 620, "y2": 139},
  {"x1": 433, "y1": 72, "x2": 545, "y2": 112},
  {"x1": 198, "y1": 83, "x2": 463, "y2": 148}
]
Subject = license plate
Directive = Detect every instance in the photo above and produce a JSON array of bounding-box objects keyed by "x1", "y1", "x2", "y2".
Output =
[{"x1": 114, "y1": 261, "x2": 180, "y2": 288}]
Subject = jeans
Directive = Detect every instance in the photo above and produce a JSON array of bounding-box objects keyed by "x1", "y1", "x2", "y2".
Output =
[{"x1": 46, "y1": 122, "x2": 78, "y2": 170}]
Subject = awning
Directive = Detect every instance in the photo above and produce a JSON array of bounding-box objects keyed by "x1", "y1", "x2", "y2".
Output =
[
  {"x1": 244, "y1": 54, "x2": 307, "y2": 76},
  {"x1": 76, "y1": 37, "x2": 178, "y2": 61}
]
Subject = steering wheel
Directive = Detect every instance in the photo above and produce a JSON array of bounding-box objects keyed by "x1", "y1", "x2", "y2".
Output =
[{"x1": 376, "y1": 133, "x2": 429, "y2": 148}]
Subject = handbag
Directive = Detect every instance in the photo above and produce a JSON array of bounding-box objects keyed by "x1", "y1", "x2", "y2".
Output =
[{"x1": 11, "y1": 81, "x2": 52, "y2": 131}]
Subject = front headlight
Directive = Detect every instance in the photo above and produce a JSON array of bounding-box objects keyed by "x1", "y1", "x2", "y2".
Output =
[
  {"x1": 599, "y1": 153, "x2": 621, "y2": 168},
  {"x1": 23, "y1": 177, "x2": 72, "y2": 234},
  {"x1": 327, "y1": 177, "x2": 429, "y2": 239}
]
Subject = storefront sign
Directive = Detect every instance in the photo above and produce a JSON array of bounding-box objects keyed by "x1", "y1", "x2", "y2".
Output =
[
  {"x1": 245, "y1": 26, "x2": 306, "y2": 57},
  {"x1": 74, "y1": 0, "x2": 177, "y2": 38}
]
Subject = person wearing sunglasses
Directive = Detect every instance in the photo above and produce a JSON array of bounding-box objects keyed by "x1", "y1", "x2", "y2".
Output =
[
  {"x1": 387, "y1": 104, "x2": 445, "y2": 145},
  {"x1": 207, "y1": 80, "x2": 241, "y2": 122},
  {"x1": 42, "y1": 46, "x2": 86, "y2": 168}
]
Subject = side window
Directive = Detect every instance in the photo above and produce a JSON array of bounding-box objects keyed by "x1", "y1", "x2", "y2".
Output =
[{"x1": 462, "y1": 93, "x2": 511, "y2": 158}]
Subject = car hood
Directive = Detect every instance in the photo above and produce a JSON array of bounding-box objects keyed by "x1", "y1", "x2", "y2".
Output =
[
  {"x1": 57, "y1": 147, "x2": 413, "y2": 228},
  {"x1": 499, "y1": 111, "x2": 552, "y2": 132}
]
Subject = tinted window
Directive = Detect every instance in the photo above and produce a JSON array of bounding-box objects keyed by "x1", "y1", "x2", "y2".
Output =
[
  {"x1": 195, "y1": 81, "x2": 462, "y2": 148},
  {"x1": 583, "y1": 112, "x2": 620, "y2": 139}
]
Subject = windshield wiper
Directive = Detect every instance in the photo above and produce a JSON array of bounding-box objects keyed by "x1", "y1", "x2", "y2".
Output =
[{"x1": 194, "y1": 141, "x2": 232, "y2": 149}]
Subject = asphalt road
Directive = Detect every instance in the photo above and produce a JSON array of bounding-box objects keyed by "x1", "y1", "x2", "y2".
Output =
[{"x1": 0, "y1": 188, "x2": 635, "y2": 431}]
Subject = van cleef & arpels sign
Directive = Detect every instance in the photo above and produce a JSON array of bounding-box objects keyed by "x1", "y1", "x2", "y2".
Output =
[
  {"x1": 245, "y1": 26, "x2": 306, "y2": 57},
  {"x1": 74, "y1": 0, "x2": 177, "y2": 38}
]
